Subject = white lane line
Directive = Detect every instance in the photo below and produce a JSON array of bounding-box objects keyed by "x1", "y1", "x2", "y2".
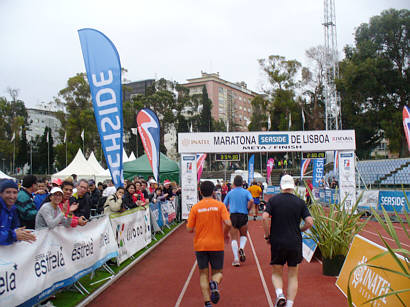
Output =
[
  {"x1": 248, "y1": 231, "x2": 274, "y2": 307},
  {"x1": 175, "y1": 260, "x2": 197, "y2": 307},
  {"x1": 361, "y1": 229, "x2": 410, "y2": 248}
]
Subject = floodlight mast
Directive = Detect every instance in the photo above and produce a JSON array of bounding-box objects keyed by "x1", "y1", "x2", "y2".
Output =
[{"x1": 323, "y1": 0, "x2": 341, "y2": 130}]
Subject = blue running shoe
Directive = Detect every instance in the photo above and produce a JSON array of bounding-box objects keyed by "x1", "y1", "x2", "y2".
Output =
[{"x1": 209, "y1": 280, "x2": 220, "y2": 304}]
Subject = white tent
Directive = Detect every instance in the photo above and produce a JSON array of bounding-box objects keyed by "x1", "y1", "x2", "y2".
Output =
[
  {"x1": 52, "y1": 149, "x2": 97, "y2": 181},
  {"x1": 128, "y1": 152, "x2": 137, "y2": 161},
  {"x1": 123, "y1": 148, "x2": 131, "y2": 162},
  {"x1": 87, "y1": 152, "x2": 112, "y2": 183},
  {"x1": 0, "y1": 170, "x2": 15, "y2": 180}
]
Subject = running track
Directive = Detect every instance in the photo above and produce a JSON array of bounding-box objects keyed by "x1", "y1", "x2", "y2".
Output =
[{"x1": 86, "y1": 218, "x2": 397, "y2": 307}]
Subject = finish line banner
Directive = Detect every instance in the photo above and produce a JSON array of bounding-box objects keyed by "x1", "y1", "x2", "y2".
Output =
[
  {"x1": 109, "y1": 208, "x2": 151, "y2": 264},
  {"x1": 0, "y1": 217, "x2": 118, "y2": 307},
  {"x1": 178, "y1": 130, "x2": 356, "y2": 153}
]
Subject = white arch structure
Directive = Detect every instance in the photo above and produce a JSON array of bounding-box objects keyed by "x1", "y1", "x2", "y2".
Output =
[{"x1": 178, "y1": 130, "x2": 357, "y2": 219}]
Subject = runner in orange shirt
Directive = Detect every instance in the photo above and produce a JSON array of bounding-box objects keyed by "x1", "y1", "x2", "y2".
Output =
[
  {"x1": 248, "y1": 181, "x2": 262, "y2": 221},
  {"x1": 187, "y1": 181, "x2": 232, "y2": 307}
]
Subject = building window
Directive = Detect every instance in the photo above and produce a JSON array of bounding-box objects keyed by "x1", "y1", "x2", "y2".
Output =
[{"x1": 218, "y1": 87, "x2": 224, "y2": 94}]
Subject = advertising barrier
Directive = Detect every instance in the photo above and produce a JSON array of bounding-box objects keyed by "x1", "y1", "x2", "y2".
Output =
[
  {"x1": 302, "y1": 229, "x2": 317, "y2": 263},
  {"x1": 161, "y1": 199, "x2": 177, "y2": 225},
  {"x1": 378, "y1": 190, "x2": 410, "y2": 213},
  {"x1": 0, "y1": 216, "x2": 118, "y2": 307},
  {"x1": 336, "y1": 235, "x2": 410, "y2": 306},
  {"x1": 109, "y1": 208, "x2": 151, "y2": 264}
]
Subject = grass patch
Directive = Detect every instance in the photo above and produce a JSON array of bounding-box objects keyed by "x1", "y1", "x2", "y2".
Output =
[{"x1": 49, "y1": 222, "x2": 182, "y2": 307}]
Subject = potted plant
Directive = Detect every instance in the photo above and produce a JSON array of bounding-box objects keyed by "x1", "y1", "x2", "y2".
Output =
[{"x1": 307, "y1": 192, "x2": 369, "y2": 276}]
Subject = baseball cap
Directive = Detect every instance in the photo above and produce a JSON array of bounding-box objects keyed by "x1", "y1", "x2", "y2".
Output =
[
  {"x1": 50, "y1": 187, "x2": 63, "y2": 195},
  {"x1": 148, "y1": 179, "x2": 156, "y2": 184},
  {"x1": 88, "y1": 179, "x2": 95, "y2": 185},
  {"x1": 52, "y1": 178, "x2": 63, "y2": 186},
  {"x1": 280, "y1": 175, "x2": 295, "y2": 190}
]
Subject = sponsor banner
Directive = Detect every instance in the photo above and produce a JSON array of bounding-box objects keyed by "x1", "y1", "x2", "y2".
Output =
[
  {"x1": 149, "y1": 202, "x2": 164, "y2": 229},
  {"x1": 403, "y1": 106, "x2": 410, "y2": 151},
  {"x1": 377, "y1": 190, "x2": 410, "y2": 213},
  {"x1": 248, "y1": 154, "x2": 255, "y2": 185},
  {"x1": 0, "y1": 217, "x2": 118, "y2": 307},
  {"x1": 357, "y1": 190, "x2": 379, "y2": 212},
  {"x1": 336, "y1": 235, "x2": 410, "y2": 306},
  {"x1": 181, "y1": 154, "x2": 198, "y2": 219},
  {"x1": 266, "y1": 186, "x2": 281, "y2": 194},
  {"x1": 161, "y1": 199, "x2": 176, "y2": 224},
  {"x1": 178, "y1": 130, "x2": 356, "y2": 153},
  {"x1": 302, "y1": 229, "x2": 317, "y2": 263},
  {"x1": 136, "y1": 109, "x2": 160, "y2": 182},
  {"x1": 300, "y1": 159, "x2": 310, "y2": 180},
  {"x1": 196, "y1": 153, "x2": 207, "y2": 182},
  {"x1": 78, "y1": 28, "x2": 124, "y2": 187},
  {"x1": 312, "y1": 158, "x2": 325, "y2": 188},
  {"x1": 338, "y1": 151, "x2": 356, "y2": 211},
  {"x1": 266, "y1": 158, "x2": 274, "y2": 185},
  {"x1": 109, "y1": 208, "x2": 151, "y2": 264}
]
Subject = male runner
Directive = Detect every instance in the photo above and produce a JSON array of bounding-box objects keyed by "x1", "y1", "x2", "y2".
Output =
[
  {"x1": 223, "y1": 175, "x2": 253, "y2": 266},
  {"x1": 187, "y1": 181, "x2": 231, "y2": 307},
  {"x1": 262, "y1": 175, "x2": 313, "y2": 307},
  {"x1": 248, "y1": 181, "x2": 262, "y2": 220}
]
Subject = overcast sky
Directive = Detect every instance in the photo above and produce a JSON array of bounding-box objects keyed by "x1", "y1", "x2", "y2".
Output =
[{"x1": 1, "y1": 0, "x2": 408, "y2": 108}]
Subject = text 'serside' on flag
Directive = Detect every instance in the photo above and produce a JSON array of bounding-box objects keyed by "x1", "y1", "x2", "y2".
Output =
[
  {"x1": 248, "y1": 154, "x2": 255, "y2": 185},
  {"x1": 403, "y1": 106, "x2": 410, "y2": 151},
  {"x1": 136, "y1": 109, "x2": 160, "y2": 182},
  {"x1": 78, "y1": 28, "x2": 124, "y2": 188}
]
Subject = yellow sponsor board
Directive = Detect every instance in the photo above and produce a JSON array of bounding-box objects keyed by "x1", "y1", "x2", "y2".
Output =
[{"x1": 336, "y1": 235, "x2": 409, "y2": 306}]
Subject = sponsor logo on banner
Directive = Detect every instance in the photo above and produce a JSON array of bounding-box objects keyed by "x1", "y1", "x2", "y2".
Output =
[
  {"x1": 109, "y1": 208, "x2": 151, "y2": 264},
  {"x1": 0, "y1": 258, "x2": 17, "y2": 298},
  {"x1": 34, "y1": 243, "x2": 65, "y2": 278},
  {"x1": 71, "y1": 238, "x2": 94, "y2": 262},
  {"x1": 336, "y1": 235, "x2": 410, "y2": 306},
  {"x1": 259, "y1": 134, "x2": 288, "y2": 144},
  {"x1": 378, "y1": 191, "x2": 410, "y2": 213}
]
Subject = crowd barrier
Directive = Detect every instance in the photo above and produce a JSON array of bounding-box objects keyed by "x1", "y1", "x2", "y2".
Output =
[{"x1": 0, "y1": 198, "x2": 180, "y2": 307}]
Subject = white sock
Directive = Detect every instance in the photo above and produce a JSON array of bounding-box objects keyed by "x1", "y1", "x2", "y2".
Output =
[
  {"x1": 239, "y1": 236, "x2": 247, "y2": 249},
  {"x1": 286, "y1": 300, "x2": 294, "y2": 307},
  {"x1": 275, "y1": 288, "x2": 283, "y2": 297},
  {"x1": 231, "y1": 240, "x2": 239, "y2": 260}
]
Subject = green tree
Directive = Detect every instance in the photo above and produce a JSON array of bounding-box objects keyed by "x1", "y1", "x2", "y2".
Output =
[
  {"x1": 248, "y1": 95, "x2": 269, "y2": 131},
  {"x1": 34, "y1": 127, "x2": 54, "y2": 174},
  {"x1": 337, "y1": 9, "x2": 409, "y2": 157},
  {"x1": 16, "y1": 127, "x2": 29, "y2": 168},
  {"x1": 199, "y1": 86, "x2": 213, "y2": 132},
  {"x1": 258, "y1": 55, "x2": 302, "y2": 131},
  {"x1": 301, "y1": 46, "x2": 326, "y2": 130}
]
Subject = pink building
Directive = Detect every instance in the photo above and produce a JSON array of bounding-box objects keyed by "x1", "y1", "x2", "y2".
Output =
[{"x1": 182, "y1": 72, "x2": 258, "y2": 131}]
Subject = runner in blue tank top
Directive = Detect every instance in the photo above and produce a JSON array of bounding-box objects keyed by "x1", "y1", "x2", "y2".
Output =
[{"x1": 223, "y1": 175, "x2": 253, "y2": 266}]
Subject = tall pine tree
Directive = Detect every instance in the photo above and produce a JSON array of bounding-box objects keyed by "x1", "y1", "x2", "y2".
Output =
[{"x1": 199, "y1": 86, "x2": 213, "y2": 132}]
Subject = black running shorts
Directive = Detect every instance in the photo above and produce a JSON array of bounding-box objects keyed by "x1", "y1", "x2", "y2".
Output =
[
  {"x1": 195, "y1": 251, "x2": 224, "y2": 270},
  {"x1": 230, "y1": 213, "x2": 248, "y2": 229},
  {"x1": 270, "y1": 246, "x2": 302, "y2": 267}
]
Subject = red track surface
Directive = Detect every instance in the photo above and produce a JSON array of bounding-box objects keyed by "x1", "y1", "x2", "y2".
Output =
[{"x1": 89, "y1": 219, "x2": 361, "y2": 307}]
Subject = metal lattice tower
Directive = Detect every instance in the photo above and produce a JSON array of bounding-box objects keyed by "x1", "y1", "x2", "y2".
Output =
[{"x1": 323, "y1": 0, "x2": 341, "y2": 130}]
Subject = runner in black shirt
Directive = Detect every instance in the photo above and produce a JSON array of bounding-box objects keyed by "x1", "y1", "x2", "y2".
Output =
[{"x1": 262, "y1": 175, "x2": 313, "y2": 307}]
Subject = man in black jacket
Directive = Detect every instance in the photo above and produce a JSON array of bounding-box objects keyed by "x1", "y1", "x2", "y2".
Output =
[
  {"x1": 88, "y1": 180, "x2": 101, "y2": 214},
  {"x1": 74, "y1": 179, "x2": 92, "y2": 219}
]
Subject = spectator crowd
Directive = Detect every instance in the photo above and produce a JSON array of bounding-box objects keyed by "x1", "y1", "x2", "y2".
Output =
[{"x1": 0, "y1": 174, "x2": 181, "y2": 246}]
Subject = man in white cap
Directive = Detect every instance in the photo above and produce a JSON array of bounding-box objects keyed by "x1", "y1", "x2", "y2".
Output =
[{"x1": 262, "y1": 175, "x2": 313, "y2": 307}]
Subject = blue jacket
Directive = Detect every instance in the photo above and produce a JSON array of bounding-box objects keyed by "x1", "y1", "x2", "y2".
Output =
[{"x1": 0, "y1": 197, "x2": 21, "y2": 245}]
